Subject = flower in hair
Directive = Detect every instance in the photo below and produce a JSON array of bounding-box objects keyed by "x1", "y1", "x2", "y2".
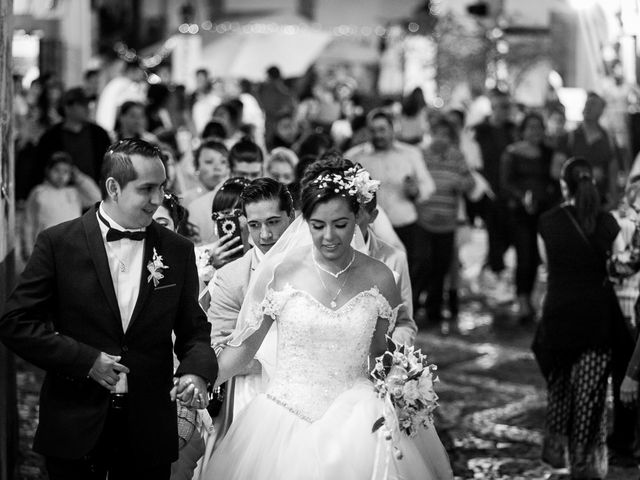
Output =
[
  {"x1": 348, "y1": 167, "x2": 380, "y2": 205},
  {"x1": 312, "y1": 167, "x2": 380, "y2": 205}
]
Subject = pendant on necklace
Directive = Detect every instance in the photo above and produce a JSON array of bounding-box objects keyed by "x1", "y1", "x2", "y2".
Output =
[{"x1": 330, "y1": 300, "x2": 337, "y2": 308}]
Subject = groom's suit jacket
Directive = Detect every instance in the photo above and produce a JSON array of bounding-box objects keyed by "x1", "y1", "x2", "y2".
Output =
[{"x1": 0, "y1": 206, "x2": 217, "y2": 463}]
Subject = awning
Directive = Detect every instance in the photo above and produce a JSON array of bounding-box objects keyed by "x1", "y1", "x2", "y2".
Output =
[{"x1": 200, "y1": 13, "x2": 333, "y2": 81}]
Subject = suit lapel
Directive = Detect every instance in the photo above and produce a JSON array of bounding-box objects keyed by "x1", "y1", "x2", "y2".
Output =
[
  {"x1": 127, "y1": 223, "x2": 159, "y2": 334},
  {"x1": 82, "y1": 207, "x2": 122, "y2": 325}
]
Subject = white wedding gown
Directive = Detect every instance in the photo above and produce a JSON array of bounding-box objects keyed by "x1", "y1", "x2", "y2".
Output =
[{"x1": 204, "y1": 284, "x2": 453, "y2": 480}]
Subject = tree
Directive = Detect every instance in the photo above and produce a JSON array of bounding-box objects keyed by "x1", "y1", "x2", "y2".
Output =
[{"x1": 435, "y1": 12, "x2": 490, "y2": 102}]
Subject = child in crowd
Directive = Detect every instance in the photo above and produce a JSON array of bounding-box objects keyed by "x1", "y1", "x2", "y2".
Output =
[
  {"x1": 23, "y1": 151, "x2": 101, "y2": 258},
  {"x1": 417, "y1": 117, "x2": 475, "y2": 324}
]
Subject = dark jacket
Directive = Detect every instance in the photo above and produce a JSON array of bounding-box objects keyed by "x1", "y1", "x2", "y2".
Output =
[
  {"x1": 35, "y1": 122, "x2": 112, "y2": 184},
  {"x1": 533, "y1": 205, "x2": 632, "y2": 378},
  {"x1": 473, "y1": 119, "x2": 516, "y2": 193},
  {"x1": 0, "y1": 207, "x2": 217, "y2": 462}
]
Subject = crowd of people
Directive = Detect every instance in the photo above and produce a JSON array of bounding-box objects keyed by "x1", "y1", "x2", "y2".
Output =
[{"x1": 8, "y1": 55, "x2": 640, "y2": 480}]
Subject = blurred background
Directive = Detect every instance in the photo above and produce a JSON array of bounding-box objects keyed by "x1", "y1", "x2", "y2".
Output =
[{"x1": 3, "y1": 0, "x2": 640, "y2": 479}]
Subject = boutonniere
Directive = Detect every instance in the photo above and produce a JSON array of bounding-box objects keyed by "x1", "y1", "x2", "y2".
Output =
[{"x1": 147, "y1": 248, "x2": 169, "y2": 287}]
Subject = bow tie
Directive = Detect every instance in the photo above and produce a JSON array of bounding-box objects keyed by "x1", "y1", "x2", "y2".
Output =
[
  {"x1": 98, "y1": 210, "x2": 146, "y2": 242},
  {"x1": 106, "y1": 229, "x2": 146, "y2": 242}
]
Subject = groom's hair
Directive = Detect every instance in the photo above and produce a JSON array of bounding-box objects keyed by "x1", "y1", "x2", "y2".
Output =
[
  {"x1": 241, "y1": 178, "x2": 293, "y2": 217},
  {"x1": 100, "y1": 139, "x2": 162, "y2": 199}
]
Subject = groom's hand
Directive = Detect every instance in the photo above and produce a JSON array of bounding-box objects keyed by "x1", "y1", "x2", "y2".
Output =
[
  {"x1": 88, "y1": 353, "x2": 130, "y2": 391},
  {"x1": 170, "y1": 374, "x2": 209, "y2": 409}
]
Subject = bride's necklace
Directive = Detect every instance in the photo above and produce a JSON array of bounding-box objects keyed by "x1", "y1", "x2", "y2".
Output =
[
  {"x1": 312, "y1": 249, "x2": 356, "y2": 279},
  {"x1": 312, "y1": 250, "x2": 356, "y2": 308}
]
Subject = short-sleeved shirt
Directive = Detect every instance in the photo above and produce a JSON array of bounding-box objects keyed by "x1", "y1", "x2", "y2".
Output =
[{"x1": 345, "y1": 141, "x2": 435, "y2": 228}]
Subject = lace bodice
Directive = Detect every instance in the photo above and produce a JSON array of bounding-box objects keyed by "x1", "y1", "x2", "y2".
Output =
[{"x1": 259, "y1": 284, "x2": 398, "y2": 422}]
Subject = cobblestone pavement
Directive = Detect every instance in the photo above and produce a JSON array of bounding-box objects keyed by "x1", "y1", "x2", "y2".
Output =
[
  {"x1": 415, "y1": 306, "x2": 640, "y2": 480},
  {"x1": 13, "y1": 229, "x2": 640, "y2": 479}
]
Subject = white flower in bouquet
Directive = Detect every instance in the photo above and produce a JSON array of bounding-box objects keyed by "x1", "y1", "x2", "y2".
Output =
[
  {"x1": 370, "y1": 337, "x2": 440, "y2": 450},
  {"x1": 616, "y1": 250, "x2": 632, "y2": 264},
  {"x1": 406, "y1": 350, "x2": 424, "y2": 376},
  {"x1": 402, "y1": 381, "x2": 421, "y2": 405},
  {"x1": 417, "y1": 369, "x2": 438, "y2": 404}
]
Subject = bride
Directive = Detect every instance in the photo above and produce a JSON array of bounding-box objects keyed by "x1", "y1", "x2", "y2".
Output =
[{"x1": 204, "y1": 158, "x2": 453, "y2": 479}]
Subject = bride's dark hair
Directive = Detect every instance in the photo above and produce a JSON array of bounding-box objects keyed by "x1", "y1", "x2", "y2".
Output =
[{"x1": 300, "y1": 152, "x2": 360, "y2": 220}]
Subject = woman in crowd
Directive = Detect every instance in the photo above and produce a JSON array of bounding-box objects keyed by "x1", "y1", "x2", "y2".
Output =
[
  {"x1": 398, "y1": 87, "x2": 429, "y2": 145},
  {"x1": 501, "y1": 113, "x2": 556, "y2": 321},
  {"x1": 152, "y1": 191, "x2": 198, "y2": 240},
  {"x1": 265, "y1": 147, "x2": 298, "y2": 186},
  {"x1": 213, "y1": 101, "x2": 244, "y2": 149},
  {"x1": 196, "y1": 177, "x2": 251, "y2": 291},
  {"x1": 114, "y1": 101, "x2": 158, "y2": 143},
  {"x1": 545, "y1": 105, "x2": 567, "y2": 151},
  {"x1": 37, "y1": 75, "x2": 64, "y2": 128},
  {"x1": 158, "y1": 143, "x2": 187, "y2": 196},
  {"x1": 210, "y1": 177, "x2": 252, "y2": 259},
  {"x1": 181, "y1": 140, "x2": 230, "y2": 207},
  {"x1": 270, "y1": 110, "x2": 301, "y2": 150},
  {"x1": 535, "y1": 157, "x2": 629, "y2": 479}
]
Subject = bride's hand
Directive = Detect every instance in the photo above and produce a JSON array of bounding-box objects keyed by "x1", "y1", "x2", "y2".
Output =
[
  {"x1": 170, "y1": 374, "x2": 210, "y2": 409},
  {"x1": 211, "y1": 330, "x2": 233, "y2": 348}
]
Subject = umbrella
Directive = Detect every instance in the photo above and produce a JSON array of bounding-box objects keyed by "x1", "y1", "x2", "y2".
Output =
[
  {"x1": 317, "y1": 37, "x2": 380, "y2": 65},
  {"x1": 201, "y1": 14, "x2": 333, "y2": 81}
]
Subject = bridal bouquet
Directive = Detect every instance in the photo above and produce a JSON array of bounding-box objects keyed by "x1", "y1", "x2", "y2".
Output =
[{"x1": 371, "y1": 339, "x2": 439, "y2": 453}]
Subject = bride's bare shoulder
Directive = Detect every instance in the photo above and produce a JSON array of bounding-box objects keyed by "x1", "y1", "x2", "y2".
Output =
[{"x1": 354, "y1": 251, "x2": 396, "y2": 289}]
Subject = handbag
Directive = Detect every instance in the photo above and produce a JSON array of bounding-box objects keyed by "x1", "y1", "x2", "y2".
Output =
[{"x1": 562, "y1": 206, "x2": 635, "y2": 354}]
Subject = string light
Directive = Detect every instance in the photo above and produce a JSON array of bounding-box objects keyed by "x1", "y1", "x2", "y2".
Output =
[
  {"x1": 114, "y1": 16, "x2": 437, "y2": 68},
  {"x1": 175, "y1": 20, "x2": 397, "y2": 38}
]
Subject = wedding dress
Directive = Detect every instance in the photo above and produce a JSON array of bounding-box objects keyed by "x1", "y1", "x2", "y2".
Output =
[{"x1": 204, "y1": 283, "x2": 453, "y2": 479}]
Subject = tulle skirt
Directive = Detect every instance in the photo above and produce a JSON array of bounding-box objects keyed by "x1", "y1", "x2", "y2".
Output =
[{"x1": 203, "y1": 380, "x2": 453, "y2": 480}]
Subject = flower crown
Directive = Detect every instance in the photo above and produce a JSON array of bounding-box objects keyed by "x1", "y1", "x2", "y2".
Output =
[{"x1": 311, "y1": 166, "x2": 381, "y2": 205}]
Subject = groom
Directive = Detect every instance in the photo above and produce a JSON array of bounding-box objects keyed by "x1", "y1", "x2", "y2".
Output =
[{"x1": 0, "y1": 139, "x2": 217, "y2": 479}]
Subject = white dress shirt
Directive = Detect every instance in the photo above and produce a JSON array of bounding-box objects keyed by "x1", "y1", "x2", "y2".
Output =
[
  {"x1": 97, "y1": 204, "x2": 145, "y2": 333},
  {"x1": 345, "y1": 141, "x2": 435, "y2": 228}
]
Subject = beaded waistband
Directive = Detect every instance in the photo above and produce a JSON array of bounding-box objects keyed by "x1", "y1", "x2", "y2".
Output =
[{"x1": 266, "y1": 393, "x2": 313, "y2": 423}]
